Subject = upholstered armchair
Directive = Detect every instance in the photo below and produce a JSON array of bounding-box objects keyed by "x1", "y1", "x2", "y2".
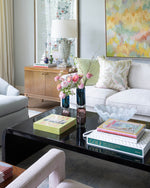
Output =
[
  {"x1": 0, "y1": 77, "x2": 29, "y2": 145},
  {"x1": 6, "y1": 149, "x2": 93, "y2": 188}
]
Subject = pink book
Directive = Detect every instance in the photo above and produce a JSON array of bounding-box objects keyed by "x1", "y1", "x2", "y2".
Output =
[
  {"x1": 97, "y1": 119, "x2": 145, "y2": 139},
  {"x1": 0, "y1": 171, "x2": 13, "y2": 183}
]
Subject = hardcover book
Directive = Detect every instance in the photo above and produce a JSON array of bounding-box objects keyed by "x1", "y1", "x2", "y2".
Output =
[
  {"x1": 0, "y1": 171, "x2": 13, "y2": 183},
  {"x1": 0, "y1": 161, "x2": 13, "y2": 177},
  {"x1": 33, "y1": 114, "x2": 76, "y2": 135},
  {"x1": 97, "y1": 119, "x2": 145, "y2": 139},
  {"x1": 85, "y1": 129, "x2": 150, "y2": 158}
]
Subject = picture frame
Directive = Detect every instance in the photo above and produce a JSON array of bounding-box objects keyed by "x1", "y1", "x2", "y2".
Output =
[
  {"x1": 34, "y1": 0, "x2": 79, "y2": 65},
  {"x1": 105, "y1": 0, "x2": 150, "y2": 58}
]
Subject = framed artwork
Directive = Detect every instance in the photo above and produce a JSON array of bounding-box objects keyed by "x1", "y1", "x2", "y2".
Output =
[
  {"x1": 34, "y1": 0, "x2": 79, "y2": 65},
  {"x1": 105, "y1": 0, "x2": 150, "y2": 58}
]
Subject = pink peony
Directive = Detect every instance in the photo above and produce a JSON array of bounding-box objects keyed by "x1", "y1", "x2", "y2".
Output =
[
  {"x1": 54, "y1": 75, "x2": 60, "y2": 82},
  {"x1": 57, "y1": 84, "x2": 62, "y2": 91},
  {"x1": 67, "y1": 76, "x2": 72, "y2": 83},
  {"x1": 60, "y1": 77, "x2": 65, "y2": 82},
  {"x1": 78, "y1": 82, "x2": 84, "y2": 89},
  {"x1": 72, "y1": 74, "x2": 79, "y2": 83},
  {"x1": 61, "y1": 81, "x2": 69, "y2": 89},
  {"x1": 59, "y1": 91, "x2": 66, "y2": 99},
  {"x1": 86, "y1": 72, "x2": 93, "y2": 79},
  {"x1": 79, "y1": 74, "x2": 83, "y2": 79}
]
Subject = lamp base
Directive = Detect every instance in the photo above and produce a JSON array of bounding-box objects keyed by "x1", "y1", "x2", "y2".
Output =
[
  {"x1": 58, "y1": 38, "x2": 71, "y2": 67},
  {"x1": 57, "y1": 60, "x2": 67, "y2": 68}
]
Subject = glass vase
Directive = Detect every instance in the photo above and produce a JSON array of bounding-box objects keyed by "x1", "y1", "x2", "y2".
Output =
[
  {"x1": 76, "y1": 87, "x2": 86, "y2": 107},
  {"x1": 76, "y1": 88, "x2": 86, "y2": 124},
  {"x1": 62, "y1": 95, "x2": 70, "y2": 116}
]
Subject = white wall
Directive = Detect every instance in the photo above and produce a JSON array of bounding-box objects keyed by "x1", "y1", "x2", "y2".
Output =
[
  {"x1": 14, "y1": 0, "x2": 150, "y2": 88},
  {"x1": 80, "y1": 0, "x2": 105, "y2": 58},
  {"x1": 14, "y1": 0, "x2": 34, "y2": 87}
]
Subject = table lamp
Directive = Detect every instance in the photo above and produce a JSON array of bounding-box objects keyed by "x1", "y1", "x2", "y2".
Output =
[{"x1": 51, "y1": 19, "x2": 77, "y2": 68}]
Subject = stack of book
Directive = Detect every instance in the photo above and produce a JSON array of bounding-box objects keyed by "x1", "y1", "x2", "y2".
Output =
[
  {"x1": 0, "y1": 161, "x2": 13, "y2": 183},
  {"x1": 86, "y1": 119, "x2": 150, "y2": 158}
]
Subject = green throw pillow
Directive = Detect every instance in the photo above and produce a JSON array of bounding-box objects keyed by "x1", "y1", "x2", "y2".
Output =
[{"x1": 74, "y1": 57, "x2": 100, "y2": 86}]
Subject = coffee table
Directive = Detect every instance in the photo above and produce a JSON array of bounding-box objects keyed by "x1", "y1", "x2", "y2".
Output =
[{"x1": 2, "y1": 106, "x2": 150, "y2": 172}]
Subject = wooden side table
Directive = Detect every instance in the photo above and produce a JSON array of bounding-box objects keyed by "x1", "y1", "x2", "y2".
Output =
[{"x1": 0, "y1": 163, "x2": 25, "y2": 188}]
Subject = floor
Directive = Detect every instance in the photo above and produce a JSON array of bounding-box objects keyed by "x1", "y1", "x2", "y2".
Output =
[
  {"x1": 1, "y1": 98, "x2": 150, "y2": 187},
  {"x1": 28, "y1": 98, "x2": 59, "y2": 112}
]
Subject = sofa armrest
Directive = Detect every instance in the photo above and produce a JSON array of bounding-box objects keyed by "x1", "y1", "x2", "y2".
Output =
[{"x1": 7, "y1": 85, "x2": 20, "y2": 96}]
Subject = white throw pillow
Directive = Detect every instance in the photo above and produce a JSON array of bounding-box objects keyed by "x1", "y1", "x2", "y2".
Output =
[{"x1": 96, "y1": 57, "x2": 132, "y2": 91}]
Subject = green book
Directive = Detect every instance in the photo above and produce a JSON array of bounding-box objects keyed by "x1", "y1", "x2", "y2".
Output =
[
  {"x1": 86, "y1": 129, "x2": 150, "y2": 158},
  {"x1": 33, "y1": 114, "x2": 76, "y2": 135}
]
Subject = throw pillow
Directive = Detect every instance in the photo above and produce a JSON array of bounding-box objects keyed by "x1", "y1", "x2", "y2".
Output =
[
  {"x1": 74, "y1": 57, "x2": 100, "y2": 86},
  {"x1": 96, "y1": 57, "x2": 132, "y2": 91}
]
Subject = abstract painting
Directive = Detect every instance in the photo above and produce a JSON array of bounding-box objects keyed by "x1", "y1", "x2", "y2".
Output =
[{"x1": 105, "y1": 0, "x2": 150, "y2": 58}]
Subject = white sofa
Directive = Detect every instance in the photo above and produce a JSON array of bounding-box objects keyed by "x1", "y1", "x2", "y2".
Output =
[
  {"x1": 0, "y1": 78, "x2": 29, "y2": 144},
  {"x1": 70, "y1": 62, "x2": 150, "y2": 122}
]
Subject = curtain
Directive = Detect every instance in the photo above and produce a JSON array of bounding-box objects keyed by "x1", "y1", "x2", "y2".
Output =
[{"x1": 0, "y1": 0, "x2": 14, "y2": 85}]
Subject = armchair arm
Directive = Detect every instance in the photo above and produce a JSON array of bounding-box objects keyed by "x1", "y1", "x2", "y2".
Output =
[{"x1": 6, "y1": 149, "x2": 66, "y2": 188}]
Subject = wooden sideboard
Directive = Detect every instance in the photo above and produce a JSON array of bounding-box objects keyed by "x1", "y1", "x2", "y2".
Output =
[{"x1": 24, "y1": 66, "x2": 72, "y2": 102}]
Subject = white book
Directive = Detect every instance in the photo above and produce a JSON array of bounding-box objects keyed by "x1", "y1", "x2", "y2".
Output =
[{"x1": 84, "y1": 129, "x2": 150, "y2": 158}]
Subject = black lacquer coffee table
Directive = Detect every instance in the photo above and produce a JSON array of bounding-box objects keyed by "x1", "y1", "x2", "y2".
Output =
[{"x1": 2, "y1": 106, "x2": 150, "y2": 172}]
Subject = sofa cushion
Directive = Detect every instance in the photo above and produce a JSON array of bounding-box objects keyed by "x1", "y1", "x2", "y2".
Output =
[
  {"x1": 0, "y1": 95, "x2": 28, "y2": 117},
  {"x1": 96, "y1": 57, "x2": 131, "y2": 91},
  {"x1": 70, "y1": 86, "x2": 117, "y2": 108},
  {"x1": 74, "y1": 57, "x2": 100, "y2": 86},
  {"x1": 128, "y1": 62, "x2": 150, "y2": 90},
  {"x1": 106, "y1": 89, "x2": 150, "y2": 116}
]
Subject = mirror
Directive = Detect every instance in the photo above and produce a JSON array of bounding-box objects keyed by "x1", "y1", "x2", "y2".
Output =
[{"x1": 34, "y1": 0, "x2": 79, "y2": 66}]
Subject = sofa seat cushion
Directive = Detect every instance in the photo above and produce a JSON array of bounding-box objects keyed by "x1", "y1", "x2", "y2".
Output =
[
  {"x1": 70, "y1": 86, "x2": 117, "y2": 107},
  {"x1": 106, "y1": 89, "x2": 150, "y2": 116},
  {"x1": 0, "y1": 95, "x2": 28, "y2": 117}
]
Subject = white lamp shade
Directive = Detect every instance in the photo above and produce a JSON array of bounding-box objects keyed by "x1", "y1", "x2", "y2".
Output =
[{"x1": 51, "y1": 19, "x2": 77, "y2": 38}]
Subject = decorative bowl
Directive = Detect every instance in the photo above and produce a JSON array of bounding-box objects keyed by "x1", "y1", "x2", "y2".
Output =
[{"x1": 94, "y1": 104, "x2": 137, "y2": 121}]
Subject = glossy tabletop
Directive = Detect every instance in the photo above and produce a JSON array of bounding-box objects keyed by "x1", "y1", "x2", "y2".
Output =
[{"x1": 2, "y1": 106, "x2": 150, "y2": 172}]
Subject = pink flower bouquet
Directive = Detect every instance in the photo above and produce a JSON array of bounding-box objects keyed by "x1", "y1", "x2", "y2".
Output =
[{"x1": 54, "y1": 71, "x2": 93, "y2": 99}]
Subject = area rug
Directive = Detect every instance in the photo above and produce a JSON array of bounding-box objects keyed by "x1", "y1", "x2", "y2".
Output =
[{"x1": 18, "y1": 146, "x2": 150, "y2": 188}]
